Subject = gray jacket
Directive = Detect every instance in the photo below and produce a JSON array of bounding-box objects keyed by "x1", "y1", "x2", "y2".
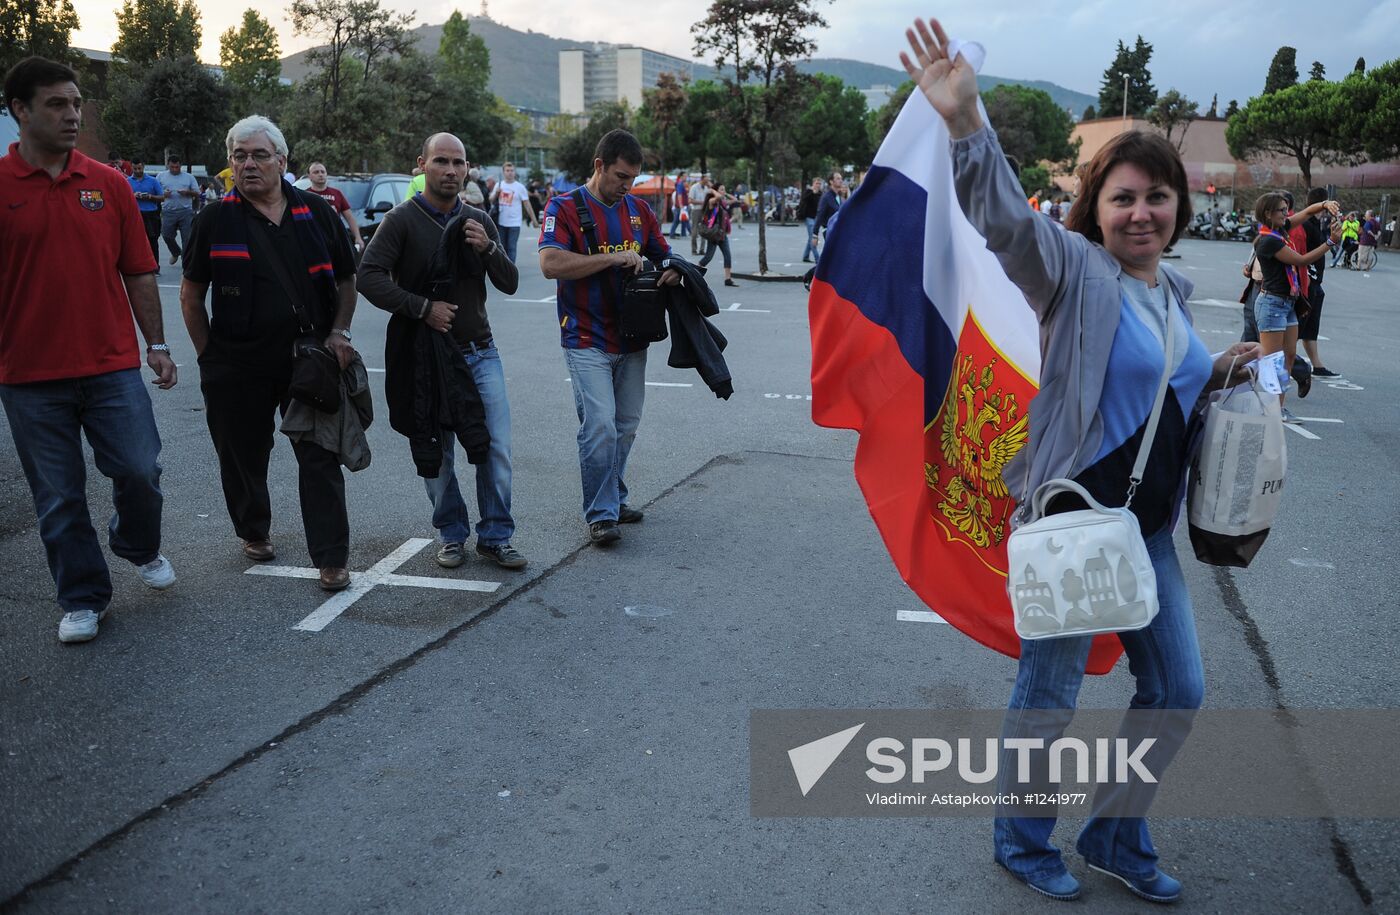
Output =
[
  {"x1": 949, "y1": 126, "x2": 1198, "y2": 519},
  {"x1": 281, "y1": 355, "x2": 374, "y2": 471}
]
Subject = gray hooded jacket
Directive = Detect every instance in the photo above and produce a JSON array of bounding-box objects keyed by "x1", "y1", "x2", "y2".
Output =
[{"x1": 949, "y1": 125, "x2": 1198, "y2": 520}]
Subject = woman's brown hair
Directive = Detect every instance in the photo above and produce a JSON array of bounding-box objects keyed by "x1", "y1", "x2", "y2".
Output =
[
  {"x1": 1253, "y1": 192, "x2": 1287, "y2": 228},
  {"x1": 1063, "y1": 130, "x2": 1193, "y2": 245}
]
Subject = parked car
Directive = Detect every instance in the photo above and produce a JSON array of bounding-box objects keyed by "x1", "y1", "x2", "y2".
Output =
[{"x1": 293, "y1": 172, "x2": 412, "y2": 244}]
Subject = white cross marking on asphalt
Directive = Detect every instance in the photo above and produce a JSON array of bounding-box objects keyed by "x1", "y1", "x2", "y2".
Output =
[
  {"x1": 244, "y1": 538, "x2": 500, "y2": 632},
  {"x1": 1283, "y1": 424, "x2": 1321, "y2": 440},
  {"x1": 723, "y1": 302, "x2": 771, "y2": 313}
]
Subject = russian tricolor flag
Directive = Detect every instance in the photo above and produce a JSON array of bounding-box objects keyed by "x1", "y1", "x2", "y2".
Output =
[{"x1": 809, "y1": 41, "x2": 1123, "y2": 674}]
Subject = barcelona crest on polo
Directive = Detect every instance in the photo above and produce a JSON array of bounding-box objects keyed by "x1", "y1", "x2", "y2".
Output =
[{"x1": 78, "y1": 189, "x2": 104, "y2": 211}]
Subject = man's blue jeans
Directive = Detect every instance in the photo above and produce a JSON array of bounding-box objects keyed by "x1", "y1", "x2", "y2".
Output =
[
  {"x1": 0, "y1": 368, "x2": 164, "y2": 614},
  {"x1": 669, "y1": 210, "x2": 689, "y2": 236},
  {"x1": 498, "y1": 225, "x2": 521, "y2": 263},
  {"x1": 802, "y1": 217, "x2": 818, "y2": 260},
  {"x1": 424, "y1": 342, "x2": 514, "y2": 547},
  {"x1": 993, "y1": 527, "x2": 1204, "y2": 882},
  {"x1": 562, "y1": 345, "x2": 647, "y2": 523}
]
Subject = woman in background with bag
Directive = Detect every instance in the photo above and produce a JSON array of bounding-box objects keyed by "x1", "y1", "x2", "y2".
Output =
[
  {"x1": 1250, "y1": 192, "x2": 1341, "y2": 419},
  {"x1": 902, "y1": 18, "x2": 1259, "y2": 903},
  {"x1": 698, "y1": 182, "x2": 739, "y2": 287}
]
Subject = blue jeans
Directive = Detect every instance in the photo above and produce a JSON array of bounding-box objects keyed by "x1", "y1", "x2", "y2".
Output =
[
  {"x1": 423, "y1": 342, "x2": 514, "y2": 546},
  {"x1": 0, "y1": 368, "x2": 164, "y2": 614},
  {"x1": 563, "y1": 345, "x2": 647, "y2": 523},
  {"x1": 994, "y1": 527, "x2": 1204, "y2": 882},
  {"x1": 669, "y1": 210, "x2": 689, "y2": 236},
  {"x1": 1254, "y1": 291, "x2": 1297, "y2": 332},
  {"x1": 699, "y1": 235, "x2": 731, "y2": 269},
  {"x1": 160, "y1": 208, "x2": 193, "y2": 259},
  {"x1": 498, "y1": 225, "x2": 520, "y2": 263},
  {"x1": 802, "y1": 217, "x2": 818, "y2": 260}
]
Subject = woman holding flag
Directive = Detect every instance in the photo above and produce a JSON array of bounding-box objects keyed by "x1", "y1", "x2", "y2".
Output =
[{"x1": 899, "y1": 17, "x2": 1263, "y2": 904}]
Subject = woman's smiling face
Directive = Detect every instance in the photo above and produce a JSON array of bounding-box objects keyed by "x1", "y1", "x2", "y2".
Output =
[{"x1": 1095, "y1": 162, "x2": 1180, "y2": 273}]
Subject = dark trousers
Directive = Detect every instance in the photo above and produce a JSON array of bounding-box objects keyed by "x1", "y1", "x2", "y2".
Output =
[
  {"x1": 199, "y1": 358, "x2": 349, "y2": 568},
  {"x1": 140, "y1": 210, "x2": 161, "y2": 266}
]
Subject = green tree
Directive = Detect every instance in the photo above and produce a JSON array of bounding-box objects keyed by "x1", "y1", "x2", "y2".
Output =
[
  {"x1": 554, "y1": 100, "x2": 631, "y2": 182},
  {"x1": 791, "y1": 72, "x2": 869, "y2": 180},
  {"x1": 1263, "y1": 46, "x2": 1298, "y2": 94},
  {"x1": 0, "y1": 0, "x2": 81, "y2": 75},
  {"x1": 220, "y1": 9, "x2": 284, "y2": 118},
  {"x1": 122, "y1": 54, "x2": 230, "y2": 163},
  {"x1": 1224, "y1": 98, "x2": 1239, "y2": 118},
  {"x1": 634, "y1": 72, "x2": 688, "y2": 211},
  {"x1": 1097, "y1": 36, "x2": 1156, "y2": 118},
  {"x1": 1081, "y1": 104, "x2": 1096, "y2": 121},
  {"x1": 1361, "y1": 60, "x2": 1400, "y2": 161},
  {"x1": 1309, "y1": 61, "x2": 1326, "y2": 81},
  {"x1": 673, "y1": 78, "x2": 746, "y2": 178},
  {"x1": 982, "y1": 83, "x2": 1079, "y2": 171},
  {"x1": 866, "y1": 79, "x2": 914, "y2": 150},
  {"x1": 1355, "y1": 57, "x2": 1366, "y2": 73},
  {"x1": 284, "y1": 0, "x2": 427, "y2": 172},
  {"x1": 437, "y1": 10, "x2": 512, "y2": 163},
  {"x1": 112, "y1": 0, "x2": 200, "y2": 65},
  {"x1": 1017, "y1": 163, "x2": 1050, "y2": 199},
  {"x1": 1226, "y1": 80, "x2": 1360, "y2": 186},
  {"x1": 1206, "y1": 94, "x2": 1217, "y2": 118},
  {"x1": 1147, "y1": 89, "x2": 1198, "y2": 150},
  {"x1": 694, "y1": 0, "x2": 828, "y2": 274}
]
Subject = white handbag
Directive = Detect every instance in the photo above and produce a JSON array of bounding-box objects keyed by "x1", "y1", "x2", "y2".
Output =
[{"x1": 1006, "y1": 286, "x2": 1176, "y2": 641}]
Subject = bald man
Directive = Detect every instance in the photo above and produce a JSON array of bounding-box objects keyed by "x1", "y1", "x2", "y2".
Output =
[{"x1": 357, "y1": 134, "x2": 527, "y2": 570}]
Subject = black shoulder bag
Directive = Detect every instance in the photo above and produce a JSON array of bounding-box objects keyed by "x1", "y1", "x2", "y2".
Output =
[
  {"x1": 246, "y1": 220, "x2": 341, "y2": 413},
  {"x1": 571, "y1": 188, "x2": 668, "y2": 343}
]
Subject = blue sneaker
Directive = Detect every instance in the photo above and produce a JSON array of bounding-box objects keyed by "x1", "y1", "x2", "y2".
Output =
[
  {"x1": 996, "y1": 861, "x2": 1082, "y2": 901},
  {"x1": 1087, "y1": 861, "x2": 1182, "y2": 903}
]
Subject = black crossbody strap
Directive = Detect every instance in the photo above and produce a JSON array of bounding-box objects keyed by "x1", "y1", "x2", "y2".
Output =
[
  {"x1": 571, "y1": 187, "x2": 600, "y2": 255},
  {"x1": 244, "y1": 214, "x2": 316, "y2": 335}
]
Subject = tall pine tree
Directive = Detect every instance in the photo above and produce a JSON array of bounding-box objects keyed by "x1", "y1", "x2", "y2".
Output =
[
  {"x1": 1264, "y1": 47, "x2": 1298, "y2": 94},
  {"x1": 1097, "y1": 36, "x2": 1156, "y2": 119}
]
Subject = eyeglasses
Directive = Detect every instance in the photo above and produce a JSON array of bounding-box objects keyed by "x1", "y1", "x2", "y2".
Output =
[{"x1": 231, "y1": 150, "x2": 277, "y2": 164}]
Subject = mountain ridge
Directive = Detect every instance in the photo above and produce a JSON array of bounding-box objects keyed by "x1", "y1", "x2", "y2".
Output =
[{"x1": 278, "y1": 16, "x2": 1096, "y2": 115}]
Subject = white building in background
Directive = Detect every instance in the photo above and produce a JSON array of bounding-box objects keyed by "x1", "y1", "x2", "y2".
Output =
[{"x1": 559, "y1": 45, "x2": 695, "y2": 115}]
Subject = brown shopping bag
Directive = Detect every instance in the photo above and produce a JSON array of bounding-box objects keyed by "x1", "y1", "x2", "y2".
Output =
[{"x1": 1187, "y1": 369, "x2": 1288, "y2": 567}]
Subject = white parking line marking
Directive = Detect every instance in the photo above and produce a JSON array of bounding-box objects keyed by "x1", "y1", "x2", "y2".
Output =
[
  {"x1": 1284, "y1": 424, "x2": 1321, "y2": 440},
  {"x1": 1188, "y1": 298, "x2": 1240, "y2": 309},
  {"x1": 244, "y1": 538, "x2": 501, "y2": 632},
  {"x1": 1294, "y1": 417, "x2": 1343, "y2": 423},
  {"x1": 898, "y1": 609, "x2": 950, "y2": 625},
  {"x1": 723, "y1": 302, "x2": 771, "y2": 313},
  {"x1": 646, "y1": 381, "x2": 693, "y2": 387}
]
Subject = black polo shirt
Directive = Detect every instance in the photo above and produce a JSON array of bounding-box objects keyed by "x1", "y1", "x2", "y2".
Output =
[{"x1": 185, "y1": 192, "x2": 355, "y2": 371}]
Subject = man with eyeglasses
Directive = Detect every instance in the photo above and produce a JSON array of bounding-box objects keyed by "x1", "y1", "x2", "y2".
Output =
[{"x1": 180, "y1": 115, "x2": 361, "y2": 592}]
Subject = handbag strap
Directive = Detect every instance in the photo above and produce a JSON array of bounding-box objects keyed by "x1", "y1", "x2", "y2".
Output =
[{"x1": 1125, "y1": 282, "x2": 1177, "y2": 508}]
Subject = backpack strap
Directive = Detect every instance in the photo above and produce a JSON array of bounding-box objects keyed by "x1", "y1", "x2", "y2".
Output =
[{"x1": 571, "y1": 187, "x2": 600, "y2": 255}]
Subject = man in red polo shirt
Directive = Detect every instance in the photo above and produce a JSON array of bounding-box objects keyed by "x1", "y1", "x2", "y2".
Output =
[{"x1": 0, "y1": 57, "x2": 179, "y2": 644}]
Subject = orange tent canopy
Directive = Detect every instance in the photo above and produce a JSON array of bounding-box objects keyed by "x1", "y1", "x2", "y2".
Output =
[{"x1": 630, "y1": 175, "x2": 677, "y2": 195}]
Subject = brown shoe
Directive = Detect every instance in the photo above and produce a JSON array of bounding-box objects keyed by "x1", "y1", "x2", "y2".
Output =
[
  {"x1": 242, "y1": 539, "x2": 275, "y2": 562},
  {"x1": 319, "y1": 567, "x2": 350, "y2": 591}
]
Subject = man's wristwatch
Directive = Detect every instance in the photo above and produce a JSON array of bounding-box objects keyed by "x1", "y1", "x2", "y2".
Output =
[
  {"x1": 147, "y1": 343, "x2": 170, "y2": 353},
  {"x1": 332, "y1": 328, "x2": 353, "y2": 342}
]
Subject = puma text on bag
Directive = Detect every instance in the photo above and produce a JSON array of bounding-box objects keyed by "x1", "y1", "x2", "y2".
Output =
[{"x1": 1188, "y1": 366, "x2": 1287, "y2": 567}]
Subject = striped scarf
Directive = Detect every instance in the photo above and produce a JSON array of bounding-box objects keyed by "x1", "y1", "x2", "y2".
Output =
[{"x1": 210, "y1": 179, "x2": 338, "y2": 333}]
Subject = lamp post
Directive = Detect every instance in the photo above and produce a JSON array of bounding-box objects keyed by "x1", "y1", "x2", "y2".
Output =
[{"x1": 1122, "y1": 72, "x2": 1129, "y2": 123}]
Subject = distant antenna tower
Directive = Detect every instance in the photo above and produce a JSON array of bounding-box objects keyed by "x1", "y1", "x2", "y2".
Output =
[{"x1": 479, "y1": 0, "x2": 490, "y2": 18}]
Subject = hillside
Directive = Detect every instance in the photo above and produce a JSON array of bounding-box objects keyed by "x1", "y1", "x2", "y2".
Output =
[{"x1": 279, "y1": 16, "x2": 1096, "y2": 115}]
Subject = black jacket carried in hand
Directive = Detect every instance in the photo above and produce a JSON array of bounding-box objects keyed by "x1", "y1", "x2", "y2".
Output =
[
  {"x1": 384, "y1": 316, "x2": 490, "y2": 476},
  {"x1": 655, "y1": 255, "x2": 733, "y2": 399}
]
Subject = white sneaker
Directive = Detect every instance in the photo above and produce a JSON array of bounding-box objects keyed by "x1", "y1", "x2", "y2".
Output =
[
  {"x1": 1281, "y1": 408, "x2": 1303, "y2": 425},
  {"x1": 58, "y1": 608, "x2": 107, "y2": 643},
  {"x1": 137, "y1": 555, "x2": 176, "y2": 590}
]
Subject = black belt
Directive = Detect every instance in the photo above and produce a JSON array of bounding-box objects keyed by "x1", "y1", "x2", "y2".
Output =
[{"x1": 463, "y1": 335, "x2": 493, "y2": 352}]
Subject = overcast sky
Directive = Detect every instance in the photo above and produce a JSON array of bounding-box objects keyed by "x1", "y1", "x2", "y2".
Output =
[{"x1": 71, "y1": 0, "x2": 1398, "y2": 110}]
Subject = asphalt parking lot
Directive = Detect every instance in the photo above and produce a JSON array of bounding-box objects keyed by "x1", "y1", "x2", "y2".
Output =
[{"x1": 1, "y1": 223, "x2": 1397, "y2": 912}]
